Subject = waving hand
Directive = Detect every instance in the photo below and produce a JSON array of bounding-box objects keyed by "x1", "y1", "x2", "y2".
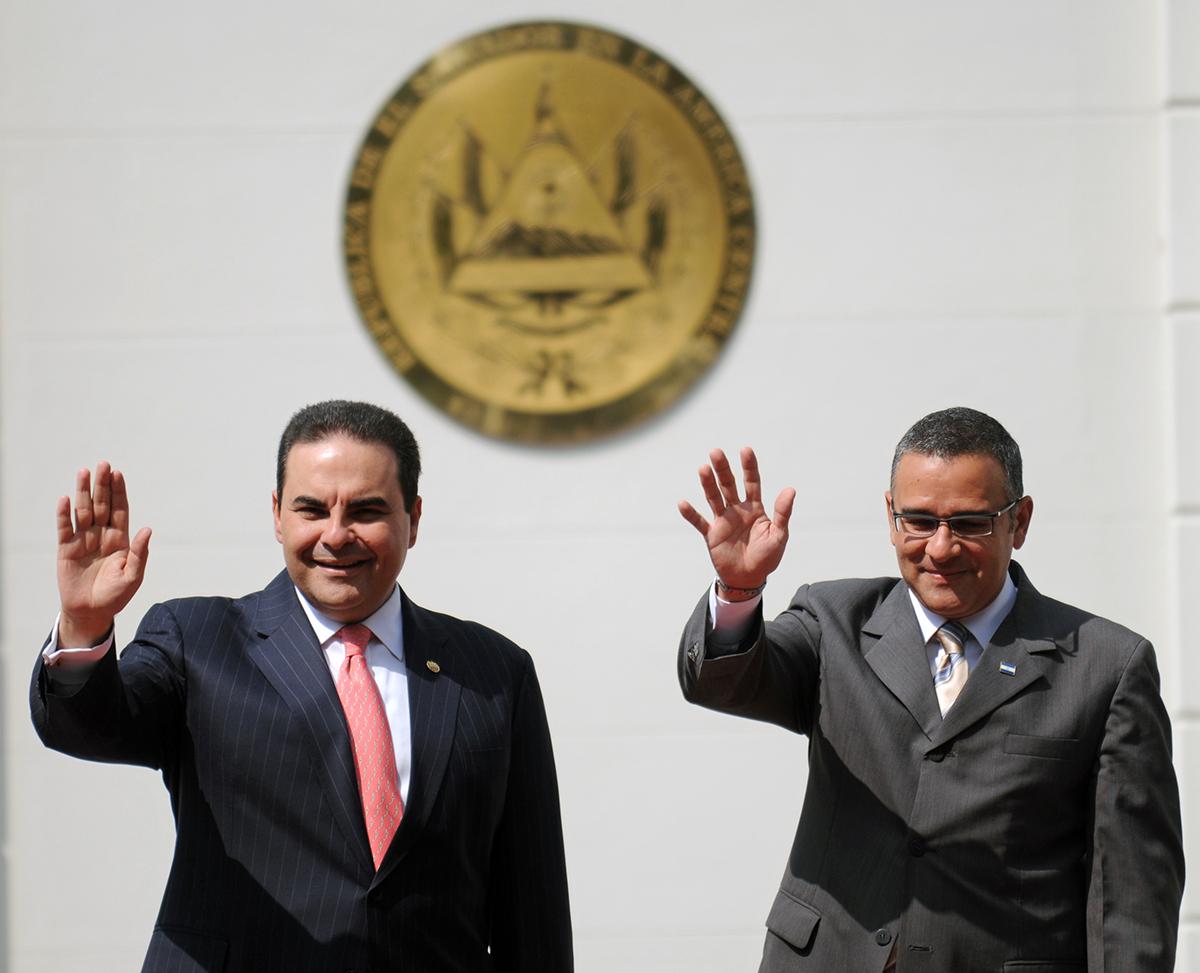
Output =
[
  {"x1": 677, "y1": 447, "x2": 795, "y2": 597},
  {"x1": 56, "y1": 462, "x2": 151, "y2": 646}
]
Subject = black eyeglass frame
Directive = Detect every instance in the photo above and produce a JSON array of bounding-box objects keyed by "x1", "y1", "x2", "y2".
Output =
[{"x1": 891, "y1": 496, "x2": 1025, "y2": 539}]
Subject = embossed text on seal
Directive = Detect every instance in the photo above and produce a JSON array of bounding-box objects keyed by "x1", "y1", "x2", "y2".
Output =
[{"x1": 344, "y1": 21, "x2": 755, "y2": 443}]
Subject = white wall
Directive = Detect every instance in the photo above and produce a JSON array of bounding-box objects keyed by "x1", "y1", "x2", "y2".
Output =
[
  {"x1": 1168, "y1": 0, "x2": 1200, "y2": 968},
  {"x1": 0, "y1": 2, "x2": 1191, "y2": 970}
]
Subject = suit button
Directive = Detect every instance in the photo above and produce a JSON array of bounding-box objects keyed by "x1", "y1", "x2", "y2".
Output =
[
  {"x1": 874, "y1": 928, "x2": 892, "y2": 946},
  {"x1": 908, "y1": 837, "x2": 926, "y2": 857},
  {"x1": 926, "y1": 750, "x2": 945, "y2": 763}
]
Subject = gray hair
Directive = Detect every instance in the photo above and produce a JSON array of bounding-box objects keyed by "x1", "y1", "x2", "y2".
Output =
[{"x1": 890, "y1": 407, "x2": 1023, "y2": 500}]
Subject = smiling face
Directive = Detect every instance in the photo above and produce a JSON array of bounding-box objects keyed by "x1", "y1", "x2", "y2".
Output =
[
  {"x1": 886, "y1": 451, "x2": 1032, "y2": 620},
  {"x1": 273, "y1": 435, "x2": 421, "y2": 623}
]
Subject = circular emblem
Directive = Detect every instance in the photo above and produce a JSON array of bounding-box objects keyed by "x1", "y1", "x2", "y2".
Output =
[{"x1": 344, "y1": 22, "x2": 755, "y2": 443}]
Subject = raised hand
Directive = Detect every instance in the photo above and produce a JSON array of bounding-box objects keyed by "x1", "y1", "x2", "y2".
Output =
[
  {"x1": 56, "y1": 462, "x2": 151, "y2": 646},
  {"x1": 678, "y1": 447, "x2": 795, "y2": 596}
]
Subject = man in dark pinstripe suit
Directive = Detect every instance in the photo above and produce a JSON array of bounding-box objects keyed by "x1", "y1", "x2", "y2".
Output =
[{"x1": 32, "y1": 400, "x2": 573, "y2": 973}]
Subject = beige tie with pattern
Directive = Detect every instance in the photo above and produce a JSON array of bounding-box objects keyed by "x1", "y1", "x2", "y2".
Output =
[
  {"x1": 336, "y1": 624, "x2": 404, "y2": 869},
  {"x1": 933, "y1": 620, "x2": 971, "y2": 717}
]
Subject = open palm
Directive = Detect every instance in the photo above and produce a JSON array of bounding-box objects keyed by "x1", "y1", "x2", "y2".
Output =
[
  {"x1": 56, "y1": 462, "x2": 151, "y2": 644},
  {"x1": 678, "y1": 447, "x2": 795, "y2": 590}
]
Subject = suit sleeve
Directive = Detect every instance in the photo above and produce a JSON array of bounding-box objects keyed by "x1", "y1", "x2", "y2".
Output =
[
  {"x1": 488, "y1": 651, "x2": 573, "y2": 973},
  {"x1": 1086, "y1": 638, "x2": 1184, "y2": 971},
  {"x1": 30, "y1": 602, "x2": 186, "y2": 771},
  {"x1": 678, "y1": 585, "x2": 823, "y2": 735}
]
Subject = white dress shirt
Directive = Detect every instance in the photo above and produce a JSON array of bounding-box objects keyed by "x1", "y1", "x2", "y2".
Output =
[{"x1": 906, "y1": 574, "x2": 1017, "y2": 679}]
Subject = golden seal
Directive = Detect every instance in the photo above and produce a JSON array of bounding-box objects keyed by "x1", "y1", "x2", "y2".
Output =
[{"x1": 344, "y1": 22, "x2": 755, "y2": 443}]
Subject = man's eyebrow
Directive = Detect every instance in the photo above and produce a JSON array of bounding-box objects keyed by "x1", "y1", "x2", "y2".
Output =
[
  {"x1": 289, "y1": 495, "x2": 391, "y2": 510},
  {"x1": 896, "y1": 506, "x2": 993, "y2": 517},
  {"x1": 347, "y1": 496, "x2": 391, "y2": 510},
  {"x1": 289, "y1": 495, "x2": 327, "y2": 508}
]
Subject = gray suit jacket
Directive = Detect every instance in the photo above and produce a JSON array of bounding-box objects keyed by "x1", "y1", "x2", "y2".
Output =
[{"x1": 679, "y1": 563, "x2": 1182, "y2": 973}]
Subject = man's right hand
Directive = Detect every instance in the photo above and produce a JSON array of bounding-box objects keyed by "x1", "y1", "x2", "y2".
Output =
[
  {"x1": 677, "y1": 447, "x2": 795, "y2": 600},
  {"x1": 56, "y1": 462, "x2": 151, "y2": 647}
]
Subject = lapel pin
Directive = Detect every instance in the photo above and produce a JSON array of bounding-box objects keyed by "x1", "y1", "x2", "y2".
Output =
[
  {"x1": 426, "y1": 660, "x2": 441, "y2": 674},
  {"x1": 999, "y1": 662, "x2": 1017, "y2": 676}
]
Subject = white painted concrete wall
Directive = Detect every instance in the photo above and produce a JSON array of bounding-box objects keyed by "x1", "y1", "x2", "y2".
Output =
[{"x1": 0, "y1": 2, "x2": 1191, "y2": 970}]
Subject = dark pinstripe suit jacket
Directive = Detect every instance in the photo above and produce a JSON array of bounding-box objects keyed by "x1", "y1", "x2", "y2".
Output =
[
  {"x1": 32, "y1": 571, "x2": 573, "y2": 973},
  {"x1": 679, "y1": 563, "x2": 1183, "y2": 973}
]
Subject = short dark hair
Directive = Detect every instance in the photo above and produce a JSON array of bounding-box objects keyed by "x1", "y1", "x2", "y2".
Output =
[
  {"x1": 891, "y1": 407, "x2": 1023, "y2": 500},
  {"x1": 276, "y1": 400, "x2": 421, "y2": 512}
]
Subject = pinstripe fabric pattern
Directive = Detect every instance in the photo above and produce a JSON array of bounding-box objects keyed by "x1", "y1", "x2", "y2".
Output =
[
  {"x1": 679, "y1": 562, "x2": 1183, "y2": 973},
  {"x1": 32, "y1": 570, "x2": 573, "y2": 973}
]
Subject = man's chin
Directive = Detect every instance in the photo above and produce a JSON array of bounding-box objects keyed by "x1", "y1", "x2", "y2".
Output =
[
  {"x1": 299, "y1": 579, "x2": 367, "y2": 617},
  {"x1": 913, "y1": 582, "x2": 972, "y2": 618}
]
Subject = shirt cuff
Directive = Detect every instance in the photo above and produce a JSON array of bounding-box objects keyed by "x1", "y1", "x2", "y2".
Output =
[
  {"x1": 708, "y1": 582, "x2": 762, "y2": 652},
  {"x1": 42, "y1": 616, "x2": 114, "y2": 687}
]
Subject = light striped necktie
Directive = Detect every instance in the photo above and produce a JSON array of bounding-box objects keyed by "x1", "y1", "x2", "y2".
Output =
[
  {"x1": 933, "y1": 620, "x2": 971, "y2": 717},
  {"x1": 336, "y1": 624, "x2": 404, "y2": 869}
]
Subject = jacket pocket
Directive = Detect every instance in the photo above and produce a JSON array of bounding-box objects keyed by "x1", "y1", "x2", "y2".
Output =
[
  {"x1": 143, "y1": 926, "x2": 227, "y2": 972},
  {"x1": 765, "y1": 887, "x2": 821, "y2": 951},
  {"x1": 1002, "y1": 961, "x2": 1085, "y2": 972},
  {"x1": 1003, "y1": 733, "x2": 1079, "y2": 760}
]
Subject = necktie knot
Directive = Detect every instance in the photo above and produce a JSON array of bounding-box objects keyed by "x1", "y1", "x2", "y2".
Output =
[
  {"x1": 936, "y1": 620, "x2": 970, "y2": 655},
  {"x1": 338, "y1": 624, "x2": 373, "y2": 659}
]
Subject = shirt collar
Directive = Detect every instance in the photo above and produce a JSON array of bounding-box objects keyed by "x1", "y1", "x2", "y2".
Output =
[
  {"x1": 293, "y1": 584, "x2": 406, "y2": 664},
  {"x1": 907, "y1": 571, "x2": 1017, "y2": 649}
]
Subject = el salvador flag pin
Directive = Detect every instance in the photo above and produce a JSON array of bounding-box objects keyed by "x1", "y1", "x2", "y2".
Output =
[{"x1": 999, "y1": 662, "x2": 1017, "y2": 676}]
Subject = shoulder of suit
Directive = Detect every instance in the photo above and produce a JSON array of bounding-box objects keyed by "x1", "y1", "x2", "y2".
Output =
[
  {"x1": 139, "y1": 593, "x2": 245, "y2": 633},
  {"x1": 794, "y1": 576, "x2": 900, "y2": 612},
  {"x1": 1016, "y1": 585, "x2": 1152, "y2": 663},
  {"x1": 408, "y1": 601, "x2": 531, "y2": 664},
  {"x1": 168, "y1": 587, "x2": 262, "y2": 611},
  {"x1": 144, "y1": 580, "x2": 273, "y2": 629}
]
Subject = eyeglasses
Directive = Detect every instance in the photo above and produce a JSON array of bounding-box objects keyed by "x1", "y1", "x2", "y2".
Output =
[{"x1": 892, "y1": 497, "x2": 1024, "y2": 539}]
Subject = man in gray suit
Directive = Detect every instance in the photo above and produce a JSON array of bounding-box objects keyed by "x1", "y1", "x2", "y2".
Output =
[{"x1": 677, "y1": 407, "x2": 1183, "y2": 972}]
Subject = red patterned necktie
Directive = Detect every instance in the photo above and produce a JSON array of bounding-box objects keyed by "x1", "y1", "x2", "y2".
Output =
[{"x1": 335, "y1": 624, "x2": 404, "y2": 869}]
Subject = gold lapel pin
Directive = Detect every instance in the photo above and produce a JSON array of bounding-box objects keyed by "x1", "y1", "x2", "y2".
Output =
[{"x1": 426, "y1": 660, "x2": 441, "y2": 674}]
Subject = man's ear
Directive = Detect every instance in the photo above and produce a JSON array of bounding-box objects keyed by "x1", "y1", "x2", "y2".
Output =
[
  {"x1": 408, "y1": 496, "x2": 422, "y2": 548},
  {"x1": 1012, "y1": 495, "x2": 1034, "y2": 550},
  {"x1": 272, "y1": 490, "x2": 283, "y2": 543},
  {"x1": 885, "y1": 491, "x2": 899, "y2": 549}
]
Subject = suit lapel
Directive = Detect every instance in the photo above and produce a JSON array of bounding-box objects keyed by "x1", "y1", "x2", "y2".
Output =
[
  {"x1": 246, "y1": 572, "x2": 373, "y2": 870},
  {"x1": 930, "y1": 566, "x2": 1062, "y2": 749},
  {"x1": 373, "y1": 593, "x2": 461, "y2": 887},
  {"x1": 863, "y1": 581, "x2": 943, "y2": 740}
]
